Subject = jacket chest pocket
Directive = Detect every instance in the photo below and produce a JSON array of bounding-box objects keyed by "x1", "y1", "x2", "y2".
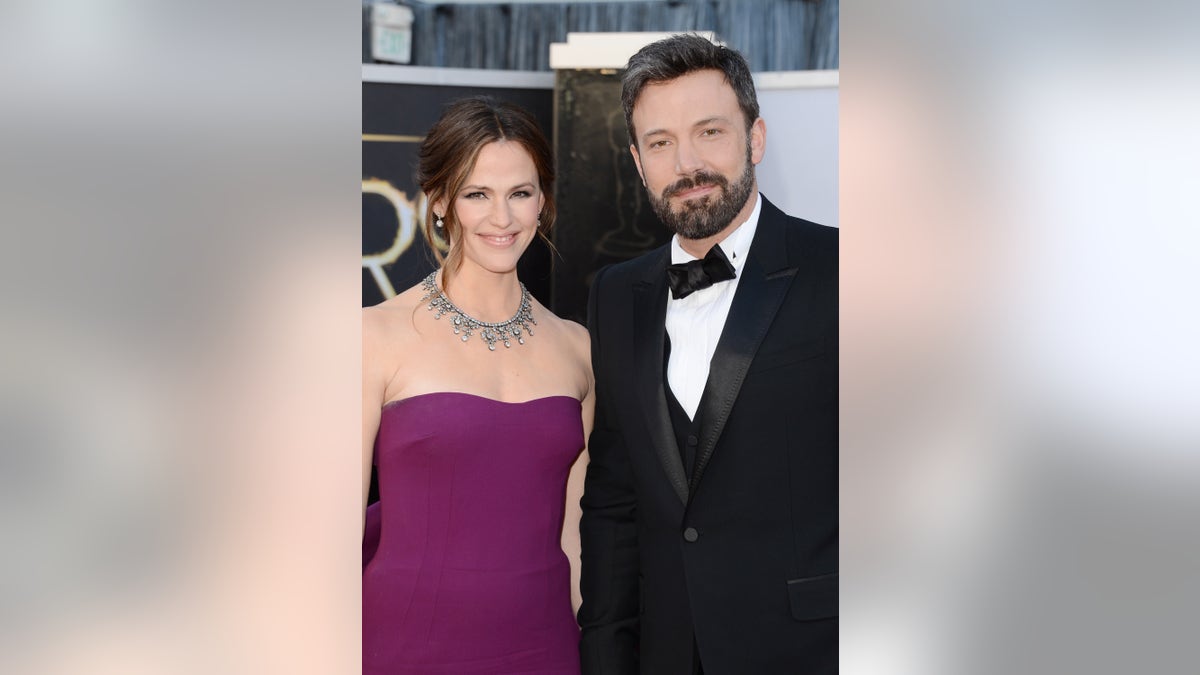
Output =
[
  {"x1": 787, "y1": 572, "x2": 838, "y2": 621},
  {"x1": 747, "y1": 337, "x2": 826, "y2": 375}
]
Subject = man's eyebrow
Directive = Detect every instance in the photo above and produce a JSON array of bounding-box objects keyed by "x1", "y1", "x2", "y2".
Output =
[{"x1": 641, "y1": 128, "x2": 668, "y2": 141}]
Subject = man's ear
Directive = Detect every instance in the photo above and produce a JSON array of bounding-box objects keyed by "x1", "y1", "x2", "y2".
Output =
[
  {"x1": 630, "y1": 144, "x2": 646, "y2": 185},
  {"x1": 749, "y1": 117, "x2": 767, "y2": 165}
]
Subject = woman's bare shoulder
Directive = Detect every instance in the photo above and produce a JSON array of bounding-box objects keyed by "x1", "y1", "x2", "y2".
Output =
[
  {"x1": 363, "y1": 281, "x2": 428, "y2": 346},
  {"x1": 532, "y1": 303, "x2": 590, "y2": 362},
  {"x1": 550, "y1": 314, "x2": 593, "y2": 400},
  {"x1": 561, "y1": 317, "x2": 591, "y2": 359}
]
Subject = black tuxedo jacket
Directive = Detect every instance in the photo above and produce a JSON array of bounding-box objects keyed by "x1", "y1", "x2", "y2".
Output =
[{"x1": 579, "y1": 196, "x2": 838, "y2": 674}]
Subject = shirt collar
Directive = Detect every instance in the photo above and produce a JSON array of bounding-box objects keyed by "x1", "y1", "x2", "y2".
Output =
[{"x1": 670, "y1": 192, "x2": 762, "y2": 272}]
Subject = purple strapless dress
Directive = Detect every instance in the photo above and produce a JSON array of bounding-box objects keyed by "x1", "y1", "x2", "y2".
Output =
[{"x1": 363, "y1": 392, "x2": 584, "y2": 674}]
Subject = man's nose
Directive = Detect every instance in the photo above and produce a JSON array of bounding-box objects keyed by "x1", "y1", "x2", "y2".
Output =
[{"x1": 674, "y1": 138, "x2": 704, "y2": 175}]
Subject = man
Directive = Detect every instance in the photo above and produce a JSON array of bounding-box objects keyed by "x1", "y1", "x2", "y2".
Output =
[{"x1": 579, "y1": 35, "x2": 838, "y2": 674}]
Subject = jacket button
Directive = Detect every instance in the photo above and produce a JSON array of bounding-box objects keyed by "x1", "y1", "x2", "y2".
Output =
[
  {"x1": 683, "y1": 527, "x2": 699, "y2": 542},
  {"x1": 686, "y1": 434, "x2": 698, "y2": 446}
]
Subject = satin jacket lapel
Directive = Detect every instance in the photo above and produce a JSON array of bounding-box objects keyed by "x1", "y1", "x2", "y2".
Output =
[
  {"x1": 690, "y1": 204, "x2": 798, "y2": 495},
  {"x1": 633, "y1": 250, "x2": 690, "y2": 504}
]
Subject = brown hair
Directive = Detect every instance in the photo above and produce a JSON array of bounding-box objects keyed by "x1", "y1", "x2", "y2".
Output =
[{"x1": 416, "y1": 96, "x2": 556, "y2": 289}]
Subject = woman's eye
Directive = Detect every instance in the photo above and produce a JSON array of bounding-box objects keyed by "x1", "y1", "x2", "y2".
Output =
[
  {"x1": 511, "y1": 190, "x2": 531, "y2": 198},
  {"x1": 464, "y1": 192, "x2": 486, "y2": 199}
]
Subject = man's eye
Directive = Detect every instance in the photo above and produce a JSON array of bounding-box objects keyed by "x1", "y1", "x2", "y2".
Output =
[
  {"x1": 650, "y1": 140, "x2": 669, "y2": 149},
  {"x1": 702, "y1": 128, "x2": 721, "y2": 137}
]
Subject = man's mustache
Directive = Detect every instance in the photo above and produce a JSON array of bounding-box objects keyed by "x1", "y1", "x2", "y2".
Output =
[{"x1": 661, "y1": 171, "x2": 728, "y2": 199}]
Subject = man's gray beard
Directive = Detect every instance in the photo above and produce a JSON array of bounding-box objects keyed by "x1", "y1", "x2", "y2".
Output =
[{"x1": 647, "y1": 158, "x2": 755, "y2": 241}]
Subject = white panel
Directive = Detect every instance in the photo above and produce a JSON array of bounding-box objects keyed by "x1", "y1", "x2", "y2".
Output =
[
  {"x1": 361, "y1": 64, "x2": 554, "y2": 89},
  {"x1": 550, "y1": 31, "x2": 717, "y2": 70},
  {"x1": 755, "y1": 82, "x2": 839, "y2": 227}
]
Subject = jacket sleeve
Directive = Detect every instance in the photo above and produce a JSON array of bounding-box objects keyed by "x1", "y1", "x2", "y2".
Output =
[{"x1": 578, "y1": 265, "x2": 641, "y2": 674}]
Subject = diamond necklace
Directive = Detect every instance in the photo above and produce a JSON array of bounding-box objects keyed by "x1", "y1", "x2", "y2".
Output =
[{"x1": 420, "y1": 271, "x2": 536, "y2": 351}]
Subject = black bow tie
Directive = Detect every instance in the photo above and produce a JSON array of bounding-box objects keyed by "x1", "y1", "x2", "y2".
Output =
[{"x1": 666, "y1": 245, "x2": 737, "y2": 300}]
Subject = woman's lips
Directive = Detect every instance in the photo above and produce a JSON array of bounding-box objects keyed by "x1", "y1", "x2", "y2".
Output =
[{"x1": 480, "y1": 232, "x2": 517, "y2": 247}]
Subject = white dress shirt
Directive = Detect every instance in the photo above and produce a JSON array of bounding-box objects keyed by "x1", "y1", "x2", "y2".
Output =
[{"x1": 665, "y1": 193, "x2": 763, "y2": 420}]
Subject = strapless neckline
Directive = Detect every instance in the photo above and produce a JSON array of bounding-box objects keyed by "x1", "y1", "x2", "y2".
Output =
[{"x1": 382, "y1": 391, "x2": 580, "y2": 410}]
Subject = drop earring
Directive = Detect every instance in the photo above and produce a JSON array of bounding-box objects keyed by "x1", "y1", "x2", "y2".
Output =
[{"x1": 434, "y1": 214, "x2": 444, "y2": 229}]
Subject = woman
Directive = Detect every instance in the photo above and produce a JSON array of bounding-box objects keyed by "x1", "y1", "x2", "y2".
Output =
[{"x1": 362, "y1": 97, "x2": 592, "y2": 674}]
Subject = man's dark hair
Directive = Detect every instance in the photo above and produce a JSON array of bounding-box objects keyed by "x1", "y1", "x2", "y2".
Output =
[{"x1": 621, "y1": 34, "x2": 760, "y2": 147}]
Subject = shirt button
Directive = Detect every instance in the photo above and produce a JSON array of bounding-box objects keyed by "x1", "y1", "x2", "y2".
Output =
[
  {"x1": 683, "y1": 527, "x2": 699, "y2": 542},
  {"x1": 686, "y1": 434, "x2": 698, "y2": 446}
]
